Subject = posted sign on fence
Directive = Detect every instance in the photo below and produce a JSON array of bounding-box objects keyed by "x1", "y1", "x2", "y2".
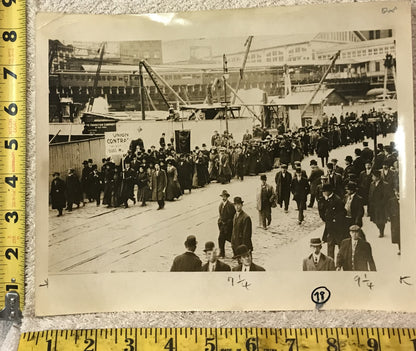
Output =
[{"x1": 105, "y1": 131, "x2": 132, "y2": 157}]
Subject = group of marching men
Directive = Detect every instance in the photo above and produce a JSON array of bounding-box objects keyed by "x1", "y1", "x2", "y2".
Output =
[
  {"x1": 168, "y1": 138, "x2": 400, "y2": 272},
  {"x1": 49, "y1": 108, "x2": 397, "y2": 217}
]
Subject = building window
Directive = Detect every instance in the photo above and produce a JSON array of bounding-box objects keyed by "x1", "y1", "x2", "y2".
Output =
[
  {"x1": 368, "y1": 49, "x2": 373, "y2": 55},
  {"x1": 375, "y1": 30, "x2": 381, "y2": 39},
  {"x1": 373, "y1": 48, "x2": 378, "y2": 55},
  {"x1": 375, "y1": 61, "x2": 380, "y2": 71}
]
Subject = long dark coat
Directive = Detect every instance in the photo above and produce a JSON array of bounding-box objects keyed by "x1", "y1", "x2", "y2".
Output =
[
  {"x1": 231, "y1": 211, "x2": 253, "y2": 252},
  {"x1": 170, "y1": 252, "x2": 202, "y2": 272},
  {"x1": 66, "y1": 173, "x2": 82, "y2": 204},
  {"x1": 322, "y1": 194, "x2": 348, "y2": 245},
  {"x1": 316, "y1": 136, "x2": 329, "y2": 158},
  {"x1": 308, "y1": 168, "x2": 324, "y2": 195},
  {"x1": 368, "y1": 180, "x2": 392, "y2": 225},
  {"x1": 275, "y1": 171, "x2": 292, "y2": 204},
  {"x1": 151, "y1": 169, "x2": 167, "y2": 201},
  {"x1": 290, "y1": 176, "x2": 310, "y2": 203},
  {"x1": 50, "y1": 177, "x2": 66, "y2": 209},
  {"x1": 336, "y1": 238, "x2": 376, "y2": 271},
  {"x1": 218, "y1": 200, "x2": 236, "y2": 242}
]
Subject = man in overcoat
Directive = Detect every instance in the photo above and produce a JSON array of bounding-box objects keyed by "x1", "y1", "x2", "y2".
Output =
[
  {"x1": 336, "y1": 225, "x2": 376, "y2": 271},
  {"x1": 170, "y1": 235, "x2": 202, "y2": 272},
  {"x1": 321, "y1": 183, "x2": 348, "y2": 259},
  {"x1": 217, "y1": 190, "x2": 236, "y2": 258},
  {"x1": 256, "y1": 174, "x2": 276, "y2": 229},
  {"x1": 275, "y1": 164, "x2": 292, "y2": 213},
  {"x1": 368, "y1": 170, "x2": 393, "y2": 237},
  {"x1": 232, "y1": 245, "x2": 265, "y2": 272},
  {"x1": 316, "y1": 132, "x2": 329, "y2": 167},
  {"x1": 302, "y1": 238, "x2": 335, "y2": 271},
  {"x1": 231, "y1": 197, "x2": 253, "y2": 256},
  {"x1": 308, "y1": 160, "x2": 324, "y2": 208},
  {"x1": 344, "y1": 181, "x2": 365, "y2": 228},
  {"x1": 291, "y1": 168, "x2": 310, "y2": 224},
  {"x1": 201, "y1": 241, "x2": 231, "y2": 272},
  {"x1": 50, "y1": 172, "x2": 66, "y2": 217},
  {"x1": 150, "y1": 162, "x2": 167, "y2": 210}
]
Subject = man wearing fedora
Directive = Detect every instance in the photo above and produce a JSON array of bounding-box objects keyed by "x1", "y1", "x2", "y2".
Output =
[
  {"x1": 231, "y1": 197, "x2": 253, "y2": 256},
  {"x1": 344, "y1": 181, "x2": 364, "y2": 228},
  {"x1": 201, "y1": 241, "x2": 231, "y2": 272},
  {"x1": 218, "y1": 190, "x2": 236, "y2": 258},
  {"x1": 336, "y1": 225, "x2": 376, "y2": 271},
  {"x1": 321, "y1": 183, "x2": 348, "y2": 259},
  {"x1": 326, "y1": 162, "x2": 344, "y2": 198},
  {"x1": 232, "y1": 245, "x2": 265, "y2": 272},
  {"x1": 170, "y1": 235, "x2": 202, "y2": 272},
  {"x1": 303, "y1": 238, "x2": 335, "y2": 271},
  {"x1": 256, "y1": 174, "x2": 276, "y2": 230},
  {"x1": 275, "y1": 164, "x2": 292, "y2": 213}
]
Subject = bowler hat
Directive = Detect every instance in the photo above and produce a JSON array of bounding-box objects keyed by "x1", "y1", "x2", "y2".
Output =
[
  {"x1": 88, "y1": 158, "x2": 93, "y2": 163},
  {"x1": 346, "y1": 181, "x2": 357, "y2": 190},
  {"x1": 363, "y1": 141, "x2": 369, "y2": 147},
  {"x1": 310, "y1": 238, "x2": 322, "y2": 246},
  {"x1": 233, "y1": 244, "x2": 251, "y2": 259},
  {"x1": 326, "y1": 162, "x2": 334, "y2": 169},
  {"x1": 220, "y1": 190, "x2": 230, "y2": 197},
  {"x1": 82, "y1": 160, "x2": 88, "y2": 165},
  {"x1": 184, "y1": 235, "x2": 197, "y2": 248},
  {"x1": 52, "y1": 172, "x2": 60, "y2": 176},
  {"x1": 349, "y1": 225, "x2": 361, "y2": 232},
  {"x1": 260, "y1": 174, "x2": 267, "y2": 181},
  {"x1": 345, "y1": 156, "x2": 353, "y2": 163},
  {"x1": 321, "y1": 183, "x2": 333, "y2": 192},
  {"x1": 233, "y1": 196, "x2": 244, "y2": 205},
  {"x1": 203, "y1": 241, "x2": 215, "y2": 252},
  {"x1": 310, "y1": 160, "x2": 318, "y2": 166}
]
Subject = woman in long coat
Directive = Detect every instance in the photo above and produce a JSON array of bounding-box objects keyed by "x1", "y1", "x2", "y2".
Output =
[
  {"x1": 165, "y1": 161, "x2": 182, "y2": 201},
  {"x1": 177, "y1": 155, "x2": 193, "y2": 194},
  {"x1": 218, "y1": 148, "x2": 232, "y2": 184}
]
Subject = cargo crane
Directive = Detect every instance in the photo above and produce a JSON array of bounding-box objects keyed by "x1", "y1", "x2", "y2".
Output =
[
  {"x1": 138, "y1": 60, "x2": 186, "y2": 120},
  {"x1": 87, "y1": 42, "x2": 106, "y2": 112},
  {"x1": 300, "y1": 50, "x2": 340, "y2": 119}
]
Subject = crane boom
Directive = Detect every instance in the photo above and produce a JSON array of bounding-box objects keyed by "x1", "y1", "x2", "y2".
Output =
[
  {"x1": 87, "y1": 42, "x2": 106, "y2": 111},
  {"x1": 231, "y1": 35, "x2": 253, "y2": 104},
  {"x1": 300, "y1": 50, "x2": 340, "y2": 119}
]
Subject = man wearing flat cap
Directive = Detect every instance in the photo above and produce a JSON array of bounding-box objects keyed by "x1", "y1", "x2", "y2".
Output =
[
  {"x1": 231, "y1": 197, "x2": 253, "y2": 256},
  {"x1": 336, "y1": 225, "x2": 376, "y2": 271},
  {"x1": 256, "y1": 175, "x2": 276, "y2": 229},
  {"x1": 303, "y1": 238, "x2": 335, "y2": 271},
  {"x1": 170, "y1": 235, "x2": 202, "y2": 272},
  {"x1": 232, "y1": 245, "x2": 265, "y2": 272},
  {"x1": 275, "y1": 164, "x2": 292, "y2": 213},
  {"x1": 218, "y1": 190, "x2": 236, "y2": 258},
  {"x1": 201, "y1": 242, "x2": 231, "y2": 272}
]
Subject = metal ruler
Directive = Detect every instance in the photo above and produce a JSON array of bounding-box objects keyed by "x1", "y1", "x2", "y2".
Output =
[
  {"x1": 17, "y1": 328, "x2": 416, "y2": 350},
  {"x1": 0, "y1": 0, "x2": 26, "y2": 322}
]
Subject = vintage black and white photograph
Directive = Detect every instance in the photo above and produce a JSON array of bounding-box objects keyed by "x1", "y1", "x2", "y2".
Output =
[
  {"x1": 35, "y1": 2, "x2": 416, "y2": 315},
  {"x1": 47, "y1": 29, "x2": 400, "y2": 274}
]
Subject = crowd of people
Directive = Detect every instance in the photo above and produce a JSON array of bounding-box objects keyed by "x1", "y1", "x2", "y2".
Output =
[{"x1": 49, "y1": 108, "x2": 400, "y2": 272}]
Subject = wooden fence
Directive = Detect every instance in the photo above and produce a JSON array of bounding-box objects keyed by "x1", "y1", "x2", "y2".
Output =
[{"x1": 49, "y1": 137, "x2": 105, "y2": 181}]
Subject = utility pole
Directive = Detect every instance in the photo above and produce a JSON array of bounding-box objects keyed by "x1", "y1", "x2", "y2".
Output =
[
  {"x1": 139, "y1": 62, "x2": 146, "y2": 120},
  {"x1": 223, "y1": 54, "x2": 230, "y2": 133}
]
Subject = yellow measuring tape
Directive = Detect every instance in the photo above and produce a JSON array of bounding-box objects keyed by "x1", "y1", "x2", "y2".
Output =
[
  {"x1": 17, "y1": 328, "x2": 416, "y2": 350},
  {"x1": 0, "y1": 0, "x2": 26, "y2": 320}
]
